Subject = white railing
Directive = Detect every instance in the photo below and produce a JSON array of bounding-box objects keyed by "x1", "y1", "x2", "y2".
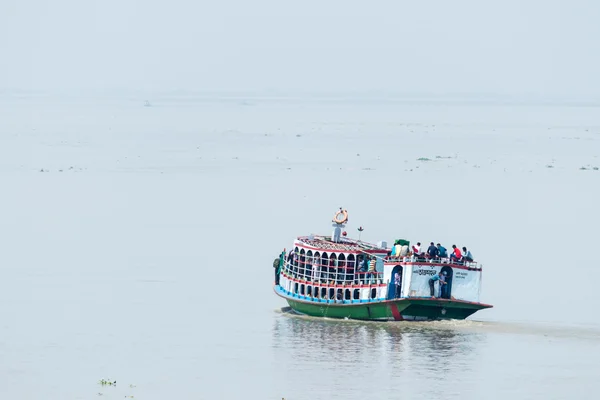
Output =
[
  {"x1": 280, "y1": 259, "x2": 385, "y2": 285},
  {"x1": 386, "y1": 255, "x2": 481, "y2": 269},
  {"x1": 282, "y1": 248, "x2": 482, "y2": 272}
]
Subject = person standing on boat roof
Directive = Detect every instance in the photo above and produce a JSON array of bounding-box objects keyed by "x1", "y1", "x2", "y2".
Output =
[
  {"x1": 429, "y1": 271, "x2": 446, "y2": 297},
  {"x1": 462, "y1": 247, "x2": 473, "y2": 262}
]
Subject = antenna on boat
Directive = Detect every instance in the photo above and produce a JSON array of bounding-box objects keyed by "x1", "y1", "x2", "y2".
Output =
[{"x1": 357, "y1": 226, "x2": 364, "y2": 241}]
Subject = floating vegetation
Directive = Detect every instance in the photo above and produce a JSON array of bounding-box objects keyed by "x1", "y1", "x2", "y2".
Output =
[
  {"x1": 594, "y1": 167, "x2": 599, "y2": 170},
  {"x1": 97, "y1": 380, "x2": 137, "y2": 398},
  {"x1": 579, "y1": 167, "x2": 588, "y2": 170},
  {"x1": 417, "y1": 157, "x2": 432, "y2": 161},
  {"x1": 39, "y1": 166, "x2": 83, "y2": 173},
  {"x1": 546, "y1": 165, "x2": 554, "y2": 168},
  {"x1": 435, "y1": 155, "x2": 453, "y2": 159}
]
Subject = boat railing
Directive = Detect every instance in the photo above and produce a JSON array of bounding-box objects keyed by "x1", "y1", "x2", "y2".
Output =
[
  {"x1": 283, "y1": 250, "x2": 482, "y2": 271},
  {"x1": 280, "y1": 259, "x2": 386, "y2": 285},
  {"x1": 384, "y1": 255, "x2": 481, "y2": 269}
]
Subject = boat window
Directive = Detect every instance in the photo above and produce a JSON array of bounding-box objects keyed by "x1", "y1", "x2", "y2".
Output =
[
  {"x1": 305, "y1": 250, "x2": 314, "y2": 282},
  {"x1": 329, "y1": 288, "x2": 335, "y2": 299},
  {"x1": 294, "y1": 247, "x2": 299, "y2": 267},
  {"x1": 294, "y1": 283, "x2": 299, "y2": 294},
  {"x1": 371, "y1": 288, "x2": 377, "y2": 299},
  {"x1": 353, "y1": 289, "x2": 360, "y2": 300},
  {"x1": 300, "y1": 284, "x2": 305, "y2": 295},
  {"x1": 307, "y1": 286, "x2": 312, "y2": 297},
  {"x1": 347, "y1": 254, "x2": 355, "y2": 268},
  {"x1": 345, "y1": 289, "x2": 351, "y2": 300},
  {"x1": 299, "y1": 249, "x2": 306, "y2": 278},
  {"x1": 321, "y1": 288, "x2": 327, "y2": 298}
]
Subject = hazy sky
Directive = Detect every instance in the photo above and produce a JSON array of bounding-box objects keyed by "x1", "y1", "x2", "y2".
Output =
[{"x1": 1, "y1": 0, "x2": 599, "y2": 97}]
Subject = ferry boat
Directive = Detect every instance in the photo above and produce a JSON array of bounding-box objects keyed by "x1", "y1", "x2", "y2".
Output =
[{"x1": 273, "y1": 209, "x2": 493, "y2": 321}]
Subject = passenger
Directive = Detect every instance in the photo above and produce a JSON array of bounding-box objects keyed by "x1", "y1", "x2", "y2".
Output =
[
  {"x1": 273, "y1": 256, "x2": 281, "y2": 285},
  {"x1": 428, "y1": 271, "x2": 446, "y2": 298},
  {"x1": 462, "y1": 247, "x2": 473, "y2": 262},
  {"x1": 328, "y1": 257, "x2": 336, "y2": 282},
  {"x1": 450, "y1": 245, "x2": 462, "y2": 263},
  {"x1": 437, "y1": 243, "x2": 448, "y2": 258},
  {"x1": 292, "y1": 251, "x2": 299, "y2": 274},
  {"x1": 358, "y1": 256, "x2": 365, "y2": 270},
  {"x1": 309, "y1": 256, "x2": 316, "y2": 281},
  {"x1": 336, "y1": 258, "x2": 345, "y2": 284},
  {"x1": 287, "y1": 249, "x2": 294, "y2": 267},
  {"x1": 394, "y1": 271, "x2": 402, "y2": 298},
  {"x1": 393, "y1": 242, "x2": 405, "y2": 259},
  {"x1": 439, "y1": 271, "x2": 448, "y2": 298},
  {"x1": 312, "y1": 256, "x2": 321, "y2": 281},
  {"x1": 427, "y1": 242, "x2": 439, "y2": 260},
  {"x1": 367, "y1": 257, "x2": 377, "y2": 282},
  {"x1": 412, "y1": 242, "x2": 421, "y2": 256},
  {"x1": 347, "y1": 257, "x2": 355, "y2": 281},
  {"x1": 357, "y1": 256, "x2": 367, "y2": 281}
]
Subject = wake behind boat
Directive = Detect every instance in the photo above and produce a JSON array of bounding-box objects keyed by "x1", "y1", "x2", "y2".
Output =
[{"x1": 272, "y1": 209, "x2": 492, "y2": 321}]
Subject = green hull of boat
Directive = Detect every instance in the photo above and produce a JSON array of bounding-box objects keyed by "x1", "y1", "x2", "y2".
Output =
[{"x1": 275, "y1": 286, "x2": 491, "y2": 321}]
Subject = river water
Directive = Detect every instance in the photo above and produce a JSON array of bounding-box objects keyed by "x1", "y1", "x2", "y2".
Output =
[{"x1": 0, "y1": 96, "x2": 599, "y2": 399}]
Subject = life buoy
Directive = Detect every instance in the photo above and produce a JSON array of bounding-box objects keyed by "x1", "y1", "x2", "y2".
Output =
[{"x1": 332, "y1": 209, "x2": 348, "y2": 224}]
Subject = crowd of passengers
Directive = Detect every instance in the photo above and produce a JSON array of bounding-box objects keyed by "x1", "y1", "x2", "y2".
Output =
[{"x1": 392, "y1": 242, "x2": 475, "y2": 264}]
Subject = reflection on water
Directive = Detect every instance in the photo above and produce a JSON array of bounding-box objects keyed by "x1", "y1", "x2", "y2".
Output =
[
  {"x1": 273, "y1": 308, "x2": 483, "y2": 355},
  {"x1": 272, "y1": 308, "x2": 485, "y2": 391},
  {"x1": 270, "y1": 309, "x2": 600, "y2": 400}
]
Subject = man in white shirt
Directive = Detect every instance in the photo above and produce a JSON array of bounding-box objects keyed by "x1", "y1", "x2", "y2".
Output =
[{"x1": 412, "y1": 242, "x2": 421, "y2": 255}]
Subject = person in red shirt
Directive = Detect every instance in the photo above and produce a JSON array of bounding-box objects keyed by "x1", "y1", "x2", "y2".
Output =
[{"x1": 450, "y1": 245, "x2": 462, "y2": 263}]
